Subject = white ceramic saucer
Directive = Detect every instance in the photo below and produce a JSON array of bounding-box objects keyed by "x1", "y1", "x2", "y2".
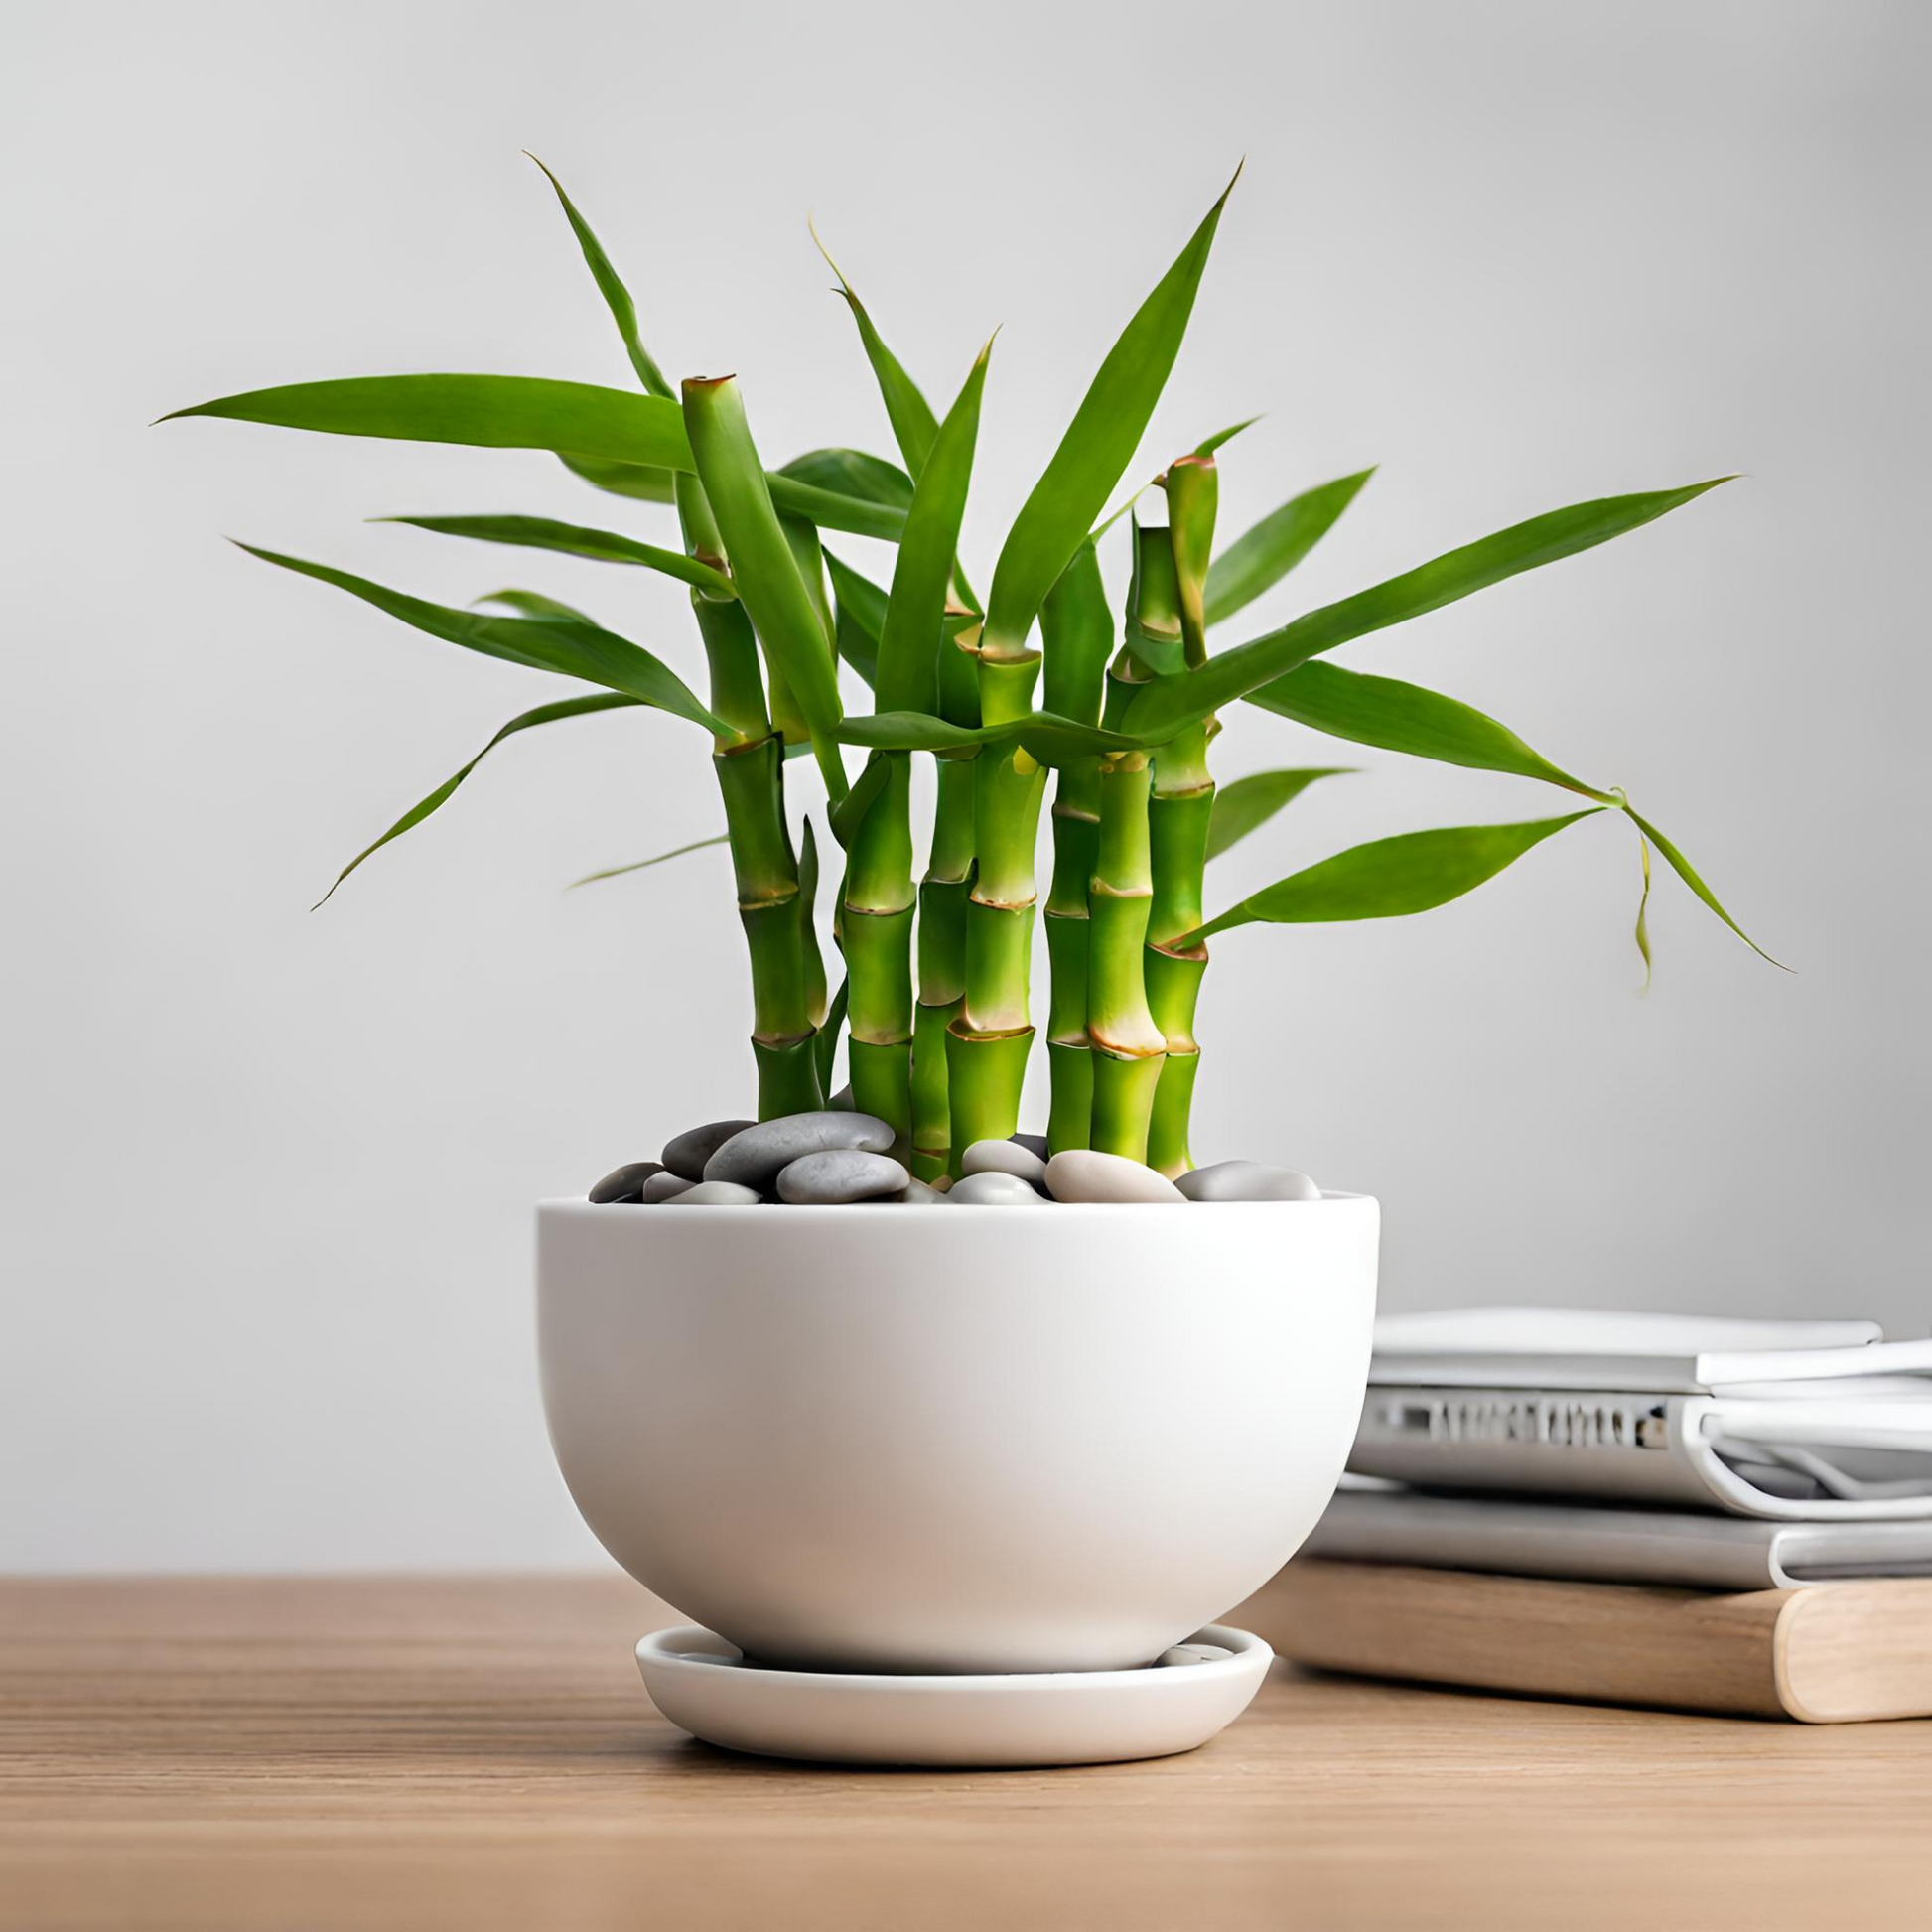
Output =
[{"x1": 634, "y1": 1622, "x2": 1272, "y2": 1767}]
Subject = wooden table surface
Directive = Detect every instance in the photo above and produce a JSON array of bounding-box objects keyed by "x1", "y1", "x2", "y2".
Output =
[{"x1": 3, "y1": 1576, "x2": 1927, "y2": 1931}]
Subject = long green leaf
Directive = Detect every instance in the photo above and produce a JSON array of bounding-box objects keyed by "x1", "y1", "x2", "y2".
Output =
[
  {"x1": 558, "y1": 452, "x2": 677, "y2": 502},
  {"x1": 682, "y1": 377, "x2": 847, "y2": 796},
  {"x1": 378, "y1": 514, "x2": 733, "y2": 596},
  {"x1": 1205, "y1": 468, "x2": 1376, "y2": 627},
  {"x1": 236, "y1": 545, "x2": 725, "y2": 732},
  {"x1": 814, "y1": 977, "x2": 849, "y2": 1094},
  {"x1": 1625, "y1": 807, "x2": 1785, "y2": 968},
  {"x1": 828, "y1": 749, "x2": 895, "y2": 849},
  {"x1": 1193, "y1": 810, "x2": 1605, "y2": 940},
  {"x1": 765, "y1": 471, "x2": 907, "y2": 542},
  {"x1": 810, "y1": 222, "x2": 942, "y2": 477},
  {"x1": 319, "y1": 693, "x2": 639, "y2": 907},
  {"x1": 568, "y1": 834, "x2": 730, "y2": 888},
  {"x1": 1196, "y1": 416, "x2": 1261, "y2": 458},
  {"x1": 1129, "y1": 478, "x2": 1733, "y2": 736},
  {"x1": 165, "y1": 374, "x2": 692, "y2": 469},
  {"x1": 837, "y1": 708, "x2": 1140, "y2": 767},
  {"x1": 778, "y1": 448, "x2": 915, "y2": 510},
  {"x1": 475, "y1": 588, "x2": 598, "y2": 624},
  {"x1": 526, "y1": 154, "x2": 672, "y2": 398},
  {"x1": 1248, "y1": 660, "x2": 1608, "y2": 797},
  {"x1": 876, "y1": 340, "x2": 992, "y2": 715},
  {"x1": 1038, "y1": 540, "x2": 1113, "y2": 724},
  {"x1": 1204, "y1": 767, "x2": 1355, "y2": 861},
  {"x1": 981, "y1": 169, "x2": 1239, "y2": 656}
]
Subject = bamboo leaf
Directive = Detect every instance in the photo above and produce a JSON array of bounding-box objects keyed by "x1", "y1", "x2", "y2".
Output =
[
  {"x1": 1247, "y1": 660, "x2": 1610, "y2": 797},
  {"x1": 378, "y1": 514, "x2": 734, "y2": 597},
  {"x1": 568, "y1": 834, "x2": 730, "y2": 889},
  {"x1": 1205, "y1": 467, "x2": 1376, "y2": 627},
  {"x1": 826, "y1": 551, "x2": 884, "y2": 690},
  {"x1": 828, "y1": 749, "x2": 895, "y2": 849},
  {"x1": 319, "y1": 693, "x2": 640, "y2": 907},
  {"x1": 526, "y1": 154, "x2": 672, "y2": 398},
  {"x1": 765, "y1": 471, "x2": 908, "y2": 542},
  {"x1": 236, "y1": 544, "x2": 725, "y2": 732},
  {"x1": 164, "y1": 374, "x2": 693, "y2": 470},
  {"x1": 1633, "y1": 832, "x2": 1654, "y2": 992},
  {"x1": 558, "y1": 452, "x2": 677, "y2": 501},
  {"x1": 1625, "y1": 807, "x2": 1786, "y2": 968},
  {"x1": 1039, "y1": 540, "x2": 1113, "y2": 724},
  {"x1": 810, "y1": 222, "x2": 942, "y2": 477},
  {"x1": 837, "y1": 709, "x2": 1140, "y2": 766},
  {"x1": 1130, "y1": 478, "x2": 1734, "y2": 736},
  {"x1": 682, "y1": 377, "x2": 848, "y2": 797},
  {"x1": 475, "y1": 588, "x2": 597, "y2": 624},
  {"x1": 1204, "y1": 767, "x2": 1355, "y2": 861},
  {"x1": 1196, "y1": 416, "x2": 1261, "y2": 457},
  {"x1": 982, "y1": 168, "x2": 1239, "y2": 656},
  {"x1": 876, "y1": 340, "x2": 992, "y2": 715},
  {"x1": 1193, "y1": 809, "x2": 1605, "y2": 940},
  {"x1": 778, "y1": 447, "x2": 915, "y2": 510}
]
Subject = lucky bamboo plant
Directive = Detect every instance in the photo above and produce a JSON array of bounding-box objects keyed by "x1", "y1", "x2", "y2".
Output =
[{"x1": 165, "y1": 161, "x2": 1773, "y2": 1179}]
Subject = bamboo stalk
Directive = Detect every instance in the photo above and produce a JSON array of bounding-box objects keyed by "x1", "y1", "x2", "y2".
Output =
[
  {"x1": 842, "y1": 753, "x2": 915, "y2": 1143},
  {"x1": 908, "y1": 628, "x2": 980, "y2": 1179},
  {"x1": 946, "y1": 650, "x2": 1042, "y2": 1159},
  {"x1": 1144, "y1": 456, "x2": 1220, "y2": 1172},
  {"x1": 1087, "y1": 752, "x2": 1168, "y2": 1161}
]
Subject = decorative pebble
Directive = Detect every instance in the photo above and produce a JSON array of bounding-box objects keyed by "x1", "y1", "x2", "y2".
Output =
[
  {"x1": 659, "y1": 1180, "x2": 762, "y2": 1206},
  {"x1": 776, "y1": 1149, "x2": 910, "y2": 1204},
  {"x1": 1159, "y1": 1643, "x2": 1234, "y2": 1668},
  {"x1": 1043, "y1": 1150, "x2": 1185, "y2": 1204},
  {"x1": 1010, "y1": 1132, "x2": 1050, "y2": 1160},
  {"x1": 889, "y1": 1178, "x2": 948, "y2": 1205},
  {"x1": 1176, "y1": 1161, "x2": 1321, "y2": 1202},
  {"x1": 946, "y1": 1170, "x2": 1048, "y2": 1206},
  {"x1": 588, "y1": 1161, "x2": 662, "y2": 1204},
  {"x1": 641, "y1": 1172, "x2": 697, "y2": 1203},
  {"x1": 704, "y1": 1111, "x2": 896, "y2": 1189},
  {"x1": 960, "y1": 1139, "x2": 1047, "y2": 1184},
  {"x1": 661, "y1": 1119, "x2": 755, "y2": 1182}
]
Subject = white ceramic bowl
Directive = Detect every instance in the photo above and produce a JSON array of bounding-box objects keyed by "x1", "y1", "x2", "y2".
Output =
[{"x1": 538, "y1": 1196, "x2": 1378, "y2": 1673}]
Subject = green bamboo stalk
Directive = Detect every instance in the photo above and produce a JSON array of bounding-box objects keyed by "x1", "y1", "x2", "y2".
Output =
[
  {"x1": 909, "y1": 630, "x2": 980, "y2": 1179},
  {"x1": 946, "y1": 650, "x2": 1042, "y2": 1158},
  {"x1": 1087, "y1": 752, "x2": 1168, "y2": 1162},
  {"x1": 1145, "y1": 456, "x2": 1220, "y2": 1172},
  {"x1": 842, "y1": 754, "x2": 915, "y2": 1143},
  {"x1": 1039, "y1": 543, "x2": 1113, "y2": 1154},
  {"x1": 679, "y1": 470, "x2": 823, "y2": 1119}
]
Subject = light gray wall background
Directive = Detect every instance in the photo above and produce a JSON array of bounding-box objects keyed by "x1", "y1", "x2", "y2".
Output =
[{"x1": 4, "y1": 0, "x2": 1925, "y2": 1570}]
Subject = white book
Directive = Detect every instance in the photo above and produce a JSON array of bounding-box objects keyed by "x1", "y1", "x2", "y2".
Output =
[
  {"x1": 1305, "y1": 1486, "x2": 1932, "y2": 1590},
  {"x1": 1352, "y1": 1308, "x2": 1932, "y2": 1519}
]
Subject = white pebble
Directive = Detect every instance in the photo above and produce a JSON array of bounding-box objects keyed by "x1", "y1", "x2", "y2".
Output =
[
  {"x1": 641, "y1": 1172, "x2": 696, "y2": 1203},
  {"x1": 946, "y1": 1171, "x2": 1048, "y2": 1206},
  {"x1": 1159, "y1": 1643, "x2": 1234, "y2": 1668},
  {"x1": 1176, "y1": 1161, "x2": 1321, "y2": 1202},
  {"x1": 659, "y1": 1180, "x2": 762, "y2": 1206},
  {"x1": 1043, "y1": 1150, "x2": 1185, "y2": 1204},
  {"x1": 960, "y1": 1139, "x2": 1047, "y2": 1184}
]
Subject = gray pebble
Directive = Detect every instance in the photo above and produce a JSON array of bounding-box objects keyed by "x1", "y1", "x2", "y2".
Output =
[
  {"x1": 776, "y1": 1149, "x2": 910, "y2": 1204},
  {"x1": 1176, "y1": 1161, "x2": 1321, "y2": 1202},
  {"x1": 659, "y1": 1180, "x2": 762, "y2": 1206},
  {"x1": 888, "y1": 1177, "x2": 948, "y2": 1204},
  {"x1": 961, "y1": 1139, "x2": 1047, "y2": 1184},
  {"x1": 641, "y1": 1172, "x2": 697, "y2": 1203},
  {"x1": 946, "y1": 1170, "x2": 1049, "y2": 1206},
  {"x1": 661, "y1": 1119, "x2": 755, "y2": 1182},
  {"x1": 704, "y1": 1110, "x2": 895, "y2": 1188},
  {"x1": 588, "y1": 1161, "x2": 662, "y2": 1203},
  {"x1": 1043, "y1": 1150, "x2": 1185, "y2": 1203},
  {"x1": 1010, "y1": 1133, "x2": 1050, "y2": 1160}
]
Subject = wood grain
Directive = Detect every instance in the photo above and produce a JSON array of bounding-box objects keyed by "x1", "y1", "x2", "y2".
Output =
[{"x1": 3, "y1": 1575, "x2": 1930, "y2": 1931}]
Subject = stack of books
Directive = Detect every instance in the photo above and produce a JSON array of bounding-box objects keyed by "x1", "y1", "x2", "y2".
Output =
[{"x1": 1249, "y1": 1309, "x2": 1932, "y2": 1721}]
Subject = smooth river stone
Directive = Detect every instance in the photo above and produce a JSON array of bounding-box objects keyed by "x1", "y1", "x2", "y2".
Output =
[
  {"x1": 659, "y1": 1180, "x2": 762, "y2": 1206},
  {"x1": 1159, "y1": 1643, "x2": 1234, "y2": 1668},
  {"x1": 1043, "y1": 1150, "x2": 1185, "y2": 1204},
  {"x1": 889, "y1": 1177, "x2": 948, "y2": 1205},
  {"x1": 945, "y1": 1171, "x2": 1048, "y2": 1206},
  {"x1": 1176, "y1": 1161, "x2": 1321, "y2": 1203},
  {"x1": 703, "y1": 1111, "x2": 896, "y2": 1189},
  {"x1": 587, "y1": 1161, "x2": 662, "y2": 1204},
  {"x1": 641, "y1": 1172, "x2": 697, "y2": 1203},
  {"x1": 776, "y1": 1149, "x2": 910, "y2": 1204},
  {"x1": 960, "y1": 1139, "x2": 1047, "y2": 1184},
  {"x1": 661, "y1": 1119, "x2": 755, "y2": 1183}
]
